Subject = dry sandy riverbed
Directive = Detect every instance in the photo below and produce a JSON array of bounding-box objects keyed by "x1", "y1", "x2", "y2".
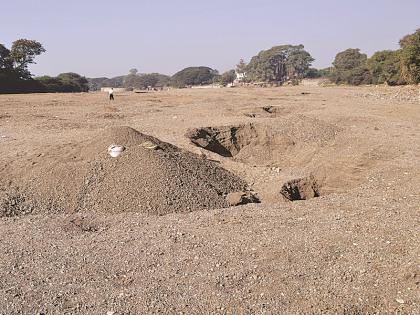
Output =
[{"x1": 0, "y1": 85, "x2": 419, "y2": 314}]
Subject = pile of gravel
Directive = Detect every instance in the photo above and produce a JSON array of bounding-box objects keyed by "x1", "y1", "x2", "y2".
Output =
[{"x1": 19, "y1": 126, "x2": 252, "y2": 215}]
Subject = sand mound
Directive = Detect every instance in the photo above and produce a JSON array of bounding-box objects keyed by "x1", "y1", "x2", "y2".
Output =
[
  {"x1": 186, "y1": 115, "x2": 340, "y2": 165},
  {"x1": 14, "y1": 127, "x2": 254, "y2": 216}
]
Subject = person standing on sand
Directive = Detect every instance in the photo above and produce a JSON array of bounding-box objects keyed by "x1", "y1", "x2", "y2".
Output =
[{"x1": 109, "y1": 88, "x2": 114, "y2": 101}]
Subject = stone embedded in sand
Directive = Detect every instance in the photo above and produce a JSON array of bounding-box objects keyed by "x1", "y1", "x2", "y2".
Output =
[
  {"x1": 140, "y1": 141, "x2": 159, "y2": 150},
  {"x1": 280, "y1": 175, "x2": 320, "y2": 201},
  {"x1": 226, "y1": 192, "x2": 245, "y2": 206},
  {"x1": 262, "y1": 106, "x2": 275, "y2": 113},
  {"x1": 226, "y1": 191, "x2": 259, "y2": 206}
]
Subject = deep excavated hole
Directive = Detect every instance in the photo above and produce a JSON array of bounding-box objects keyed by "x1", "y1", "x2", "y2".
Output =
[
  {"x1": 186, "y1": 123, "x2": 294, "y2": 160},
  {"x1": 186, "y1": 118, "x2": 340, "y2": 163},
  {"x1": 280, "y1": 176, "x2": 320, "y2": 201},
  {"x1": 186, "y1": 118, "x2": 342, "y2": 201},
  {"x1": 186, "y1": 124, "x2": 261, "y2": 157}
]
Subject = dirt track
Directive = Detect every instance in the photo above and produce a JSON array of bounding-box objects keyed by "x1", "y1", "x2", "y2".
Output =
[{"x1": 0, "y1": 85, "x2": 419, "y2": 314}]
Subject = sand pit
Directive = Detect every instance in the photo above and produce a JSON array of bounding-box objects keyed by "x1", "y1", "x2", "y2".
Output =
[
  {"x1": 186, "y1": 115, "x2": 340, "y2": 165},
  {"x1": 6, "y1": 126, "x2": 256, "y2": 216}
]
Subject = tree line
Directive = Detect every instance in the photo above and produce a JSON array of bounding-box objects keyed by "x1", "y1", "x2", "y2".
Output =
[
  {"x1": 88, "y1": 66, "x2": 220, "y2": 90},
  {"x1": 1, "y1": 28, "x2": 418, "y2": 93},
  {"x1": 327, "y1": 28, "x2": 419, "y2": 85},
  {"x1": 0, "y1": 40, "x2": 89, "y2": 93}
]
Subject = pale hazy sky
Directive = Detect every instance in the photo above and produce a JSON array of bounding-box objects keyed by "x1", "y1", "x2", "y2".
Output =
[{"x1": 1, "y1": 0, "x2": 419, "y2": 78}]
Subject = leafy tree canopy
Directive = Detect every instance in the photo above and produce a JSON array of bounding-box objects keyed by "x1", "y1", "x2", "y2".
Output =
[
  {"x1": 0, "y1": 39, "x2": 46, "y2": 93},
  {"x1": 304, "y1": 68, "x2": 321, "y2": 78},
  {"x1": 35, "y1": 72, "x2": 89, "y2": 92},
  {"x1": 367, "y1": 50, "x2": 403, "y2": 85},
  {"x1": 399, "y1": 28, "x2": 420, "y2": 84},
  {"x1": 236, "y1": 59, "x2": 247, "y2": 74},
  {"x1": 0, "y1": 44, "x2": 12, "y2": 70},
  {"x1": 330, "y1": 48, "x2": 372, "y2": 85},
  {"x1": 246, "y1": 45, "x2": 314, "y2": 83},
  {"x1": 9, "y1": 39, "x2": 45, "y2": 79},
  {"x1": 123, "y1": 72, "x2": 171, "y2": 89},
  {"x1": 220, "y1": 70, "x2": 236, "y2": 86},
  {"x1": 171, "y1": 66, "x2": 219, "y2": 87}
]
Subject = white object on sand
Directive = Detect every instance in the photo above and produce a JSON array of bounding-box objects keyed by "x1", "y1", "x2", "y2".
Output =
[{"x1": 108, "y1": 145, "x2": 125, "y2": 157}]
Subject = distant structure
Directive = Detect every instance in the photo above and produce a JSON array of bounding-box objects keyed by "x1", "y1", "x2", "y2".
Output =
[
  {"x1": 101, "y1": 87, "x2": 126, "y2": 93},
  {"x1": 190, "y1": 85, "x2": 221, "y2": 89},
  {"x1": 235, "y1": 71, "x2": 246, "y2": 83}
]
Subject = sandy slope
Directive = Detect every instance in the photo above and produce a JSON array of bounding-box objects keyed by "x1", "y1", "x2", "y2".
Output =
[{"x1": 0, "y1": 85, "x2": 419, "y2": 314}]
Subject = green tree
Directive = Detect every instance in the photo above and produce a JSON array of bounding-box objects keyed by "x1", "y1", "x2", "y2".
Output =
[
  {"x1": 236, "y1": 59, "x2": 247, "y2": 73},
  {"x1": 123, "y1": 72, "x2": 171, "y2": 89},
  {"x1": 220, "y1": 70, "x2": 236, "y2": 86},
  {"x1": 9, "y1": 39, "x2": 45, "y2": 79},
  {"x1": 367, "y1": 50, "x2": 403, "y2": 85},
  {"x1": 304, "y1": 68, "x2": 321, "y2": 78},
  {"x1": 285, "y1": 49, "x2": 314, "y2": 78},
  {"x1": 171, "y1": 67, "x2": 219, "y2": 87},
  {"x1": 123, "y1": 73, "x2": 141, "y2": 88},
  {"x1": 35, "y1": 73, "x2": 89, "y2": 92},
  {"x1": 0, "y1": 44, "x2": 13, "y2": 70},
  {"x1": 330, "y1": 48, "x2": 372, "y2": 85},
  {"x1": 87, "y1": 77, "x2": 108, "y2": 91},
  {"x1": 35, "y1": 76, "x2": 64, "y2": 92},
  {"x1": 56, "y1": 73, "x2": 89, "y2": 92},
  {"x1": 0, "y1": 40, "x2": 46, "y2": 93},
  {"x1": 399, "y1": 28, "x2": 420, "y2": 84},
  {"x1": 235, "y1": 59, "x2": 248, "y2": 82},
  {"x1": 318, "y1": 67, "x2": 333, "y2": 77},
  {"x1": 246, "y1": 45, "x2": 314, "y2": 83},
  {"x1": 100, "y1": 76, "x2": 125, "y2": 88},
  {"x1": 142, "y1": 73, "x2": 170, "y2": 87},
  {"x1": 0, "y1": 44, "x2": 15, "y2": 85},
  {"x1": 129, "y1": 68, "x2": 138, "y2": 75}
]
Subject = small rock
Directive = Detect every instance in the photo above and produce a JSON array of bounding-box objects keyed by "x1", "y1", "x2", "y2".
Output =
[
  {"x1": 140, "y1": 141, "x2": 159, "y2": 150},
  {"x1": 226, "y1": 191, "x2": 259, "y2": 206},
  {"x1": 396, "y1": 298, "x2": 404, "y2": 304}
]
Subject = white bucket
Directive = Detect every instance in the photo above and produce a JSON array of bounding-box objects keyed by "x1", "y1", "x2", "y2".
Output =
[{"x1": 108, "y1": 145, "x2": 125, "y2": 158}]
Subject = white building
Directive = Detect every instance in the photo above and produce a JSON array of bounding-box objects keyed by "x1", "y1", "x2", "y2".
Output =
[
  {"x1": 101, "y1": 87, "x2": 126, "y2": 93},
  {"x1": 235, "y1": 71, "x2": 247, "y2": 82}
]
